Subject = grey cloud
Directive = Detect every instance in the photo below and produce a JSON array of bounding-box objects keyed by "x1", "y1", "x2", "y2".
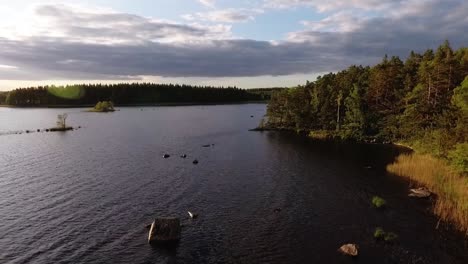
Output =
[
  {"x1": 0, "y1": 1, "x2": 466, "y2": 81},
  {"x1": 0, "y1": 37, "x2": 365, "y2": 80}
]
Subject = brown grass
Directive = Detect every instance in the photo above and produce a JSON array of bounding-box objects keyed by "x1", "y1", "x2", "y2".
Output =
[{"x1": 387, "y1": 153, "x2": 468, "y2": 235}]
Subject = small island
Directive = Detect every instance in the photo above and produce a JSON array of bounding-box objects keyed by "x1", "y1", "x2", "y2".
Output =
[
  {"x1": 89, "y1": 101, "x2": 115, "y2": 112},
  {"x1": 49, "y1": 114, "x2": 73, "y2": 131}
]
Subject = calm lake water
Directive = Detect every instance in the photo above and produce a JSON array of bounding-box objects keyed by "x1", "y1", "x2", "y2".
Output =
[{"x1": 0, "y1": 104, "x2": 466, "y2": 264}]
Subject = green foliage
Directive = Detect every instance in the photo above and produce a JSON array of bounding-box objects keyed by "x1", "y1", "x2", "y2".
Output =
[
  {"x1": 373, "y1": 227, "x2": 398, "y2": 242},
  {"x1": 248, "y1": 88, "x2": 286, "y2": 100},
  {"x1": 374, "y1": 227, "x2": 385, "y2": 239},
  {"x1": 372, "y1": 196, "x2": 387, "y2": 208},
  {"x1": 93, "y1": 101, "x2": 115, "y2": 112},
  {"x1": 384, "y1": 232, "x2": 398, "y2": 242},
  {"x1": 448, "y1": 143, "x2": 468, "y2": 175},
  {"x1": 341, "y1": 84, "x2": 365, "y2": 139},
  {"x1": 452, "y1": 76, "x2": 468, "y2": 112}
]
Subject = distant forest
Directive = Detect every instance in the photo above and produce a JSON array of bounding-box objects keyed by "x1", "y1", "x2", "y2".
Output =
[
  {"x1": 1, "y1": 84, "x2": 276, "y2": 106},
  {"x1": 265, "y1": 41, "x2": 467, "y2": 168}
]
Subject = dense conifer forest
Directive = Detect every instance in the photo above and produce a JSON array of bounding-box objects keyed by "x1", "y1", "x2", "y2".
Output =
[
  {"x1": 1, "y1": 84, "x2": 265, "y2": 106},
  {"x1": 265, "y1": 41, "x2": 467, "y2": 173}
]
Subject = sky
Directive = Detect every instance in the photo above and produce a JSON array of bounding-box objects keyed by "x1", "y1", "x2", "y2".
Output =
[{"x1": 0, "y1": 0, "x2": 467, "y2": 90}]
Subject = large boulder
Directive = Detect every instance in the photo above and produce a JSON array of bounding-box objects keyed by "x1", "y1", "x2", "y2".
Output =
[
  {"x1": 408, "y1": 187, "x2": 431, "y2": 198},
  {"x1": 338, "y1": 244, "x2": 359, "y2": 257},
  {"x1": 148, "y1": 217, "x2": 181, "y2": 244}
]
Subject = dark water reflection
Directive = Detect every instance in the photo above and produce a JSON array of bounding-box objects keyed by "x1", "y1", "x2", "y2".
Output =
[{"x1": 0, "y1": 104, "x2": 466, "y2": 264}]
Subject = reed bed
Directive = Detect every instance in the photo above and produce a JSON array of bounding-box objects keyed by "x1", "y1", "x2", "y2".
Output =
[{"x1": 387, "y1": 154, "x2": 468, "y2": 234}]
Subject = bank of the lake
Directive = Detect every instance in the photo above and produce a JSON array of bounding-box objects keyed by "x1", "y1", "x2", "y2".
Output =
[{"x1": 256, "y1": 125, "x2": 468, "y2": 235}]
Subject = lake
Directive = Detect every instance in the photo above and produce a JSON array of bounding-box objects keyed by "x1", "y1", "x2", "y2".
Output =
[{"x1": 0, "y1": 104, "x2": 466, "y2": 264}]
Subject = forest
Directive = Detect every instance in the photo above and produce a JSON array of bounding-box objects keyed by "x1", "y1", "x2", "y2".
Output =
[
  {"x1": 265, "y1": 41, "x2": 467, "y2": 173},
  {"x1": 0, "y1": 91, "x2": 7, "y2": 105},
  {"x1": 1, "y1": 83, "x2": 265, "y2": 106}
]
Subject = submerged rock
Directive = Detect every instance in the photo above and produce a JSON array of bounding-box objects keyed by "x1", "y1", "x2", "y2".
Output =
[
  {"x1": 408, "y1": 187, "x2": 431, "y2": 198},
  {"x1": 338, "y1": 244, "x2": 359, "y2": 257},
  {"x1": 148, "y1": 217, "x2": 181, "y2": 244},
  {"x1": 193, "y1": 159, "x2": 199, "y2": 164},
  {"x1": 163, "y1": 154, "x2": 170, "y2": 159},
  {"x1": 188, "y1": 211, "x2": 198, "y2": 219},
  {"x1": 180, "y1": 154, "x2": 187, "y2": 158},
  {"x1": 202, "y1": 144, "x2": 211, "y2": 148}
]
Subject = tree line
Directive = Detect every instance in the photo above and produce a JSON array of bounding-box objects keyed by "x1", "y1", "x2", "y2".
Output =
[
  {"x1": 0, "y1": 92, "x2": 7, "y2": 104},
  {"x1": 265, "y1": 41, "x2": 467, "y2": 172},
  {"x1": 2, "y1": 83, "x2": 267, "y2": 106}
]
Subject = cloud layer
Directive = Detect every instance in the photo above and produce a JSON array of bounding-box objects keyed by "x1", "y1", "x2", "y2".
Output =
[{"x1": 0, "y1": 1, "x2": 467, "y2": 82}]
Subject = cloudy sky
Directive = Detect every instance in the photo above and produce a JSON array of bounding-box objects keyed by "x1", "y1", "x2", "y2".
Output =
[{"x1": 0, "y1": 0, "x2": 466, "y2": 90}]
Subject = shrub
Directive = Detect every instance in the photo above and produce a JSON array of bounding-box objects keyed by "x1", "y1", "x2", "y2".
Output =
[
  {"x1": 384, "y1": 232, "x2": 398, "y2": 242},
  {"x1": 372, "y1": 196, "x2": 387, "y2": 208},
  {"x1": 448, "y1": 143, "x2": 468, "y2": 175},
  {"x1": 374, "y1": 227, "x2": 385, "y2": 239}
]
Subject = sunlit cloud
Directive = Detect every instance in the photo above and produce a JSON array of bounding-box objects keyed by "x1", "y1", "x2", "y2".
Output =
[
  {"x1": 197, "y1": 0, "x2": 216, "y2": 8},
  {"x1": 182, "y1": 9, "x2": 263, "y2": 23},
  {"x1": 0, "y1": 64, "x2": 18, "y2": 70}
]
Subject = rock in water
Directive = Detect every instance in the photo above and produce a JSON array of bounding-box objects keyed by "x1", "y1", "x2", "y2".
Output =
[
  {"x1": 188, "y1": 211, "x2": 198, "y2": 219},
  {"x1": 193, "y1": 159, "x2": 199, "y2": 164},
  {"x1": 163, "y1": 154, "x2": 170, "y2": 159},
  {"x1": 148, "y1": 218, "x2": 181, "y2": 244},
  {"x1": 338, "y1": 244, "x2": 359, "y2": 257},
  {"x1": 408, "y1": 187, "x2": 431, "y2": 198}
]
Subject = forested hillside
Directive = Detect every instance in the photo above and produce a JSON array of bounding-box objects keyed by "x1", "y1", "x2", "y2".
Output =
[
  {"x1": 3, "y1": 83, "x2": 263, "y2": 106},
  {"x1": 265, "y1": 41, "x2": 467, "y2": 172}
]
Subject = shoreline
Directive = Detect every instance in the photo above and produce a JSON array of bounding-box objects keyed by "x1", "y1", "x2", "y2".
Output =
[
  {"x1": 0, "y1": 101, "x2": 267, "y2": 109},
  {"x1": 251, "y1": 127, "x2": 467, "y2": 235},
  {"x1": 250, "y1": 127, "x2": 411, "y2": 148}
]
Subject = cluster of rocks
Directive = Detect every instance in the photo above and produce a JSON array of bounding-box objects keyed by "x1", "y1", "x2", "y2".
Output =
[
  {"x1": 162, "y1": 143, "x2": 216, "y2": 164},
  {"x1": 5, "y1": 126, "x2": 81, "y2": 136}
]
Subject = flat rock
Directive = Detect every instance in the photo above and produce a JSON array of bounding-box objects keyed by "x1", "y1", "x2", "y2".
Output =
[
  {"x1": 408, "y1": 187, "x2": 431, "y2": 198},
  {"x1": 338, "y1": 244, "x2": 359, "y2": 257},
  {"x1": 148, "y1": 217, "x2": 181, "y2": 244}
]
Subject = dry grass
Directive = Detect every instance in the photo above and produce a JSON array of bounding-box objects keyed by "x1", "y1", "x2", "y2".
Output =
[{"x1": 387, "y1": 154, "x2": 468, "y2": 234}]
